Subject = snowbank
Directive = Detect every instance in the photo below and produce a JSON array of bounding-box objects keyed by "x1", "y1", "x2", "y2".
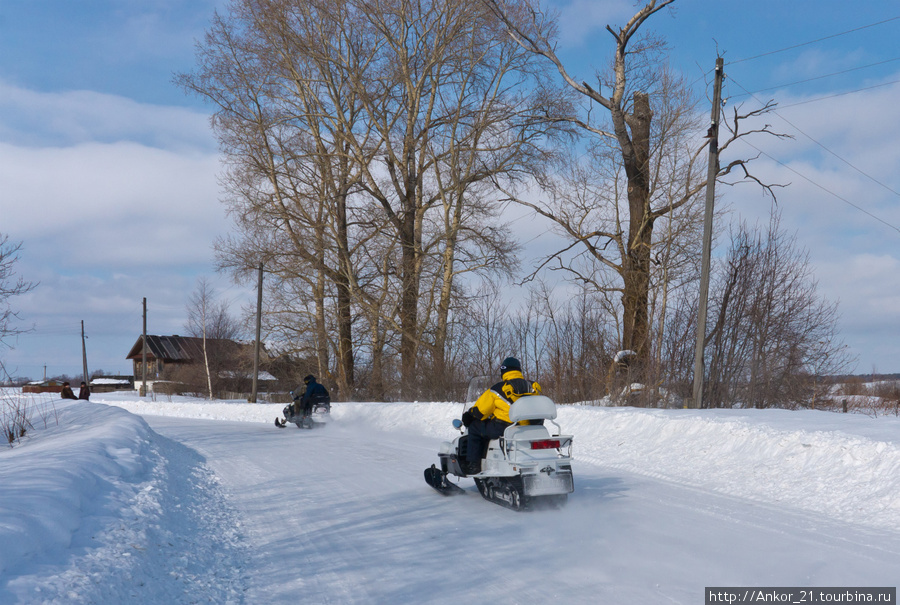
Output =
[
  {"x1": 562, "y1": 406, "x2": 900, "y2": 530},
  {"x1": 0, "y1": 397, "x2": 249, "y2": 602}
]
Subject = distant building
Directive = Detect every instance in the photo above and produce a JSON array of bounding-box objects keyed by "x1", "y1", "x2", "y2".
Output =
[
  {"x1": 22, "y1": 380, "x2": 67, "y2": 394},
  {"x1": 90, "y1": 376, "x2": 135, "y2": 392},
  {"x1": 23, "y1": 376, "x2": 134, "y2": 394},
  {"x1": 125, "y1": 334, "x2": 260, "y2": 395}
]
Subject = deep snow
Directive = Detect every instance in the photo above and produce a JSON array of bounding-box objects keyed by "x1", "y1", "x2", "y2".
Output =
[{"x1": 1, "y1": 389, "x2": 898, "y2": 603}]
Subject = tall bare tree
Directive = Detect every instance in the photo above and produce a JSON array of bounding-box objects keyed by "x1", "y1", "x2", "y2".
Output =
[
  {"x1": 181, "y1": 0, "x2": 384, "y2": 396},
  {"x1": 338, "y1": 0, "x2": 563, "y2": 396},
  {"x1": 183, "y1": 0, "x2": 566, "y2": 399},
  {"x1": 483, "y1": 0, "x2": 782, "y2": 385}
]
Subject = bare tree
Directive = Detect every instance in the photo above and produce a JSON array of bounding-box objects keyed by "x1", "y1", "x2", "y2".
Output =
[
  {"x1": 185, "y1": 277, "x2": 243, "y2": 398},
  {"x1": 182, "y1": 0, "x2": 395, "y2": 397},
  {"x1": 702, "y1": 210, "x2": 853, "y2": 408},
  {"x1": 0, "y1": 235, "x2": 37, "y2": 380},
  {"x1": 483, "y1": 0, "x2": 783, "y2": 386},
  {"x1": 337, "y1": 0, "x2": 565, "y2": 396},
  {"x1": 183, "y1": 0, "x2": 566, "y2": 399},
  {"x1": 461, "y1": 281, "x2": 515, "y2": 379}
]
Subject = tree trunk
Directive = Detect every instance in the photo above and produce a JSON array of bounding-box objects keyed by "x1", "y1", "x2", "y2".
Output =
[
  {"x1": 335, "y1": 186, "x2": 354, "y2": 399},
  {"x1": 619, "y1": 91, "x2": 654, "y2": 368},
  {"x1": 398, "y1": 203, "x2": 421, "y2": 399}
]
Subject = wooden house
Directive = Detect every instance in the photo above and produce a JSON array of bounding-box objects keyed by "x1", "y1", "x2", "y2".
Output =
[{"x1": 125, "y1": 335, "x2": 251, "y2": 393}]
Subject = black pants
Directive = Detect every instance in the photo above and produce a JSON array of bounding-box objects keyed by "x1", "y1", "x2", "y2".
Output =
[
  {"x1": 290, "y1": 400, "x2": 311, "y2": 417},
  {"x1": 466, "y1": 419, "x2": 510, "y2": 464}
]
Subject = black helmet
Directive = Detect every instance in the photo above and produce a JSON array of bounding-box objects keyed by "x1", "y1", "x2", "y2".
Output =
[
  {"x1": 303, "y1": 374, "x2": 315, "y2": 384},
  {"x1": 500, "y1": 357, "x2": 521, "y2": 375}
]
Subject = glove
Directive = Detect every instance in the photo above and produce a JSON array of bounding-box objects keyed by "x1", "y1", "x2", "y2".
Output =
[{"x1": 461, "y1": 411, "x2": 475, "y2": 427}]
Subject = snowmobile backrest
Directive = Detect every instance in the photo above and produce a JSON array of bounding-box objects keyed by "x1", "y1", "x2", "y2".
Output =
[
  {"x1": 508, "y1": 395, "x2": 557, "y2": 422},
  {"x1": 503, "y1": 423, "x2": 550, "y2": 442}
]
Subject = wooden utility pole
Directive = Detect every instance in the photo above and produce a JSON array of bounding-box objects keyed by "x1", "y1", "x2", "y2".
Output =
[
  {"x1": 141, "y1": 297, "x2": 148, "y2": 397},
  {"x1": 250, "y1": 262, "x2": 263, "y2": 403},
  {"x1": 81, "y1": 320, "x2": 89, "y2": 386},
  {"x1": 691, "y1": 57, "x2": 725, "y2": 409}
]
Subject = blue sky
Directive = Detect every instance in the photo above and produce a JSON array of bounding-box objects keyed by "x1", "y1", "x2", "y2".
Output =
[{"x1": 2, "y1": 0, "x2": 900, "y2": 380}]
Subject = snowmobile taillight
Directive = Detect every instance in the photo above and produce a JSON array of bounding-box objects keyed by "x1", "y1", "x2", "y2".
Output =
[{"x1": 530, "y1": 439, "x2": 561, "y2": 450}]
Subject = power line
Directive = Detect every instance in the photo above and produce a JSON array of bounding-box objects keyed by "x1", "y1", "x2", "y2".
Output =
[
  {"x1": 728, "y1": 76, "x2": 900, "y2": 200},
  {"x1": 736, "y1": 137, "x2": 900, "y2": 236},
  {"x1": 730, "y1": 57, "x2": 900, "y2": 97},
  {"x1": 776, "y1": 79, "x2": 900, "y2": 109},
  {"x1": 730, "y1": 16, "x2": 900, "y2": 65}
]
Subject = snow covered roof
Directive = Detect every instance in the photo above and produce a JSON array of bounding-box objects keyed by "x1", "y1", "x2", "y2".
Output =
[
  {"x1": 90, "y1": 378, "x2": 131, "y2": 385},
  {"x1": 219, "y1": 371, "x2": 278, "y2": 381}
]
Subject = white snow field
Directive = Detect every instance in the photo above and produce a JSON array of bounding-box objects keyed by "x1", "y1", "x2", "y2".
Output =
[{"x1": 1, "y1": 390, "x2": 898, "y2": 603}]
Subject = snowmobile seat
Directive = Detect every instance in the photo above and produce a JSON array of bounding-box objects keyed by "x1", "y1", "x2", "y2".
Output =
[{"x1": 508, "y1": 395, "x2": 557, "y2": 423}]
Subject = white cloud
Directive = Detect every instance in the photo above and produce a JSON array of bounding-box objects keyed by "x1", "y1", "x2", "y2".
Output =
[
  {"x1": 0, "y1": 81, "x2": 235, "y2": 379},
  {"x1": 0, "y1": 141, "x2": 225, "y2": 270},
  {"x1": 0, "y1": 79, "x2": 215, "y2": 150},
  {"x1": 771, "y1": 47, "x2": 869, "y2": 82},
  {"x1": 553, "y1": 0, "x2": 636, "y2": 50},
  {"x1": 711, "y1": 73, "x2": 900, "y2": 373}
]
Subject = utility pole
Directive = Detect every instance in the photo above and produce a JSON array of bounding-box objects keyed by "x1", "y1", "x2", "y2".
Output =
[
  {"x1": 81, "y1": 320, "x2": 89, "y2": 386},
  {"x1": 250, "y1": 262, "x2": 263, "y2": 403},
  {"x1": 141, "y1": 297, "x2": 148, "y2": 397},
  {"x1": 691, "y1": 56, "x2": 725, "y2": 410}
]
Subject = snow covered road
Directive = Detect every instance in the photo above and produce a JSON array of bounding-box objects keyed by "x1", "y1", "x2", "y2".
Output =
[
  {"x1": 145, "y1": 413, "x2": 900, "y2": 604},
  {"x1": 2, "y1": 393, "x2": 899, "y2": 603}
]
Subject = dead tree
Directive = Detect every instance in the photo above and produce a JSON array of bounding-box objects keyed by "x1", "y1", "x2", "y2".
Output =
[{"x1": 483, "y1": 0, "x2": 784, "y2": 389}]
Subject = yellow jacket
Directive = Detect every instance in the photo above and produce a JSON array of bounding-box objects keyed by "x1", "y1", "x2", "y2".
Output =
[{"x1": 469, "y1": 370, "x2": 540, "y2": 424}]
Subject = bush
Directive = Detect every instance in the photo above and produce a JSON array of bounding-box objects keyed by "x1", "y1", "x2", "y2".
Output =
[{"x1": 2, "y1": 390, "x2": 58, "y2": 447}]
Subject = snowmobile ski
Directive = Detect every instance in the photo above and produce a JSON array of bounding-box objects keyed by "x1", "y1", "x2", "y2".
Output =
[
  {"x1": 277, "y1": 404, "x2": 327, "y2": 429},
  {"x1": 424, "y1": 465, "x2": 466, "y2": 495},
  {"x1": 275, "y1": 415, "x2": 325, "y2": 429}
]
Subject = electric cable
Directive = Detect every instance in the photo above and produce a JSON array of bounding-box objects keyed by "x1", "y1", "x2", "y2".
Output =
[
  {"x1": 728, "y1": 76, "x2": 900, "y2": 200},
  {"x1": 730, "y1": 16, "x2": 900, "y2": 65},
  {"x1": 775, "y1": 79, "x2": 900, "y2": 110},
  {"x1": 736, "y1": 137, "x2": 900, "y2": 236},
  {"x1": 731, "y1": 57, "x2": 900, "y2": 97}
]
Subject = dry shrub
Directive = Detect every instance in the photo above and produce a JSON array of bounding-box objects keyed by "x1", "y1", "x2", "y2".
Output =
[{"x1": 2, "y1": 390, "x2": 58, "y2": 447}]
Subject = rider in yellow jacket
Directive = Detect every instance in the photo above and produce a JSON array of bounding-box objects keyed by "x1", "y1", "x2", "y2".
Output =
[
  {"x1": 469, "y1": 371, "x2": 526, "y2": 423},
  {"x1": 461, "y1": 357, "x2": 540, "y2": 474}
]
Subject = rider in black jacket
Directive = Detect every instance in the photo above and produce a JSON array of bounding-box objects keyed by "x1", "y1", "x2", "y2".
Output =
[{"x1": 293, "y1": 374, "x2": 330, "y2": 418}]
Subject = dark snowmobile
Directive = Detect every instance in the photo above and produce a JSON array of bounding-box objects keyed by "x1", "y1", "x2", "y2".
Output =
[
  {"x1": 275, "y1": 390, "x2": 330, "y2": 429},
  {"x1": 425, "y1": 394, "x2": 574, "y2": 511}
]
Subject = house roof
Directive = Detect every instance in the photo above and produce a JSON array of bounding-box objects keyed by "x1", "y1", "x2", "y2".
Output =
[{"x1": 125, "y1": 335, "x2": 246, "y2": 362}]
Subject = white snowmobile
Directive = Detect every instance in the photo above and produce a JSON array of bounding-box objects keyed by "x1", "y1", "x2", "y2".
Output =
[
  {"x1": 275, "y1": 390, "x2": 329, "y2": 429},
  {"x1": 424, "y1": 394, "x2": 574, "y2": 511}
]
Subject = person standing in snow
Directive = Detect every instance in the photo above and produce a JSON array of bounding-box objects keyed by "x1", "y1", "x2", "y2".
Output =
[
  {"x1": 291, "y1": 374, "x2": 330, "y2": 418},
  {"x1": 60, "y1": 382, "x2": 78, "y2": 400},
  {"x1": 460, "y1": 357, "x2": 541, "y2": 475},
  {"x1": 78, "y1": 381, "x2": 91, "y2": 400}
]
